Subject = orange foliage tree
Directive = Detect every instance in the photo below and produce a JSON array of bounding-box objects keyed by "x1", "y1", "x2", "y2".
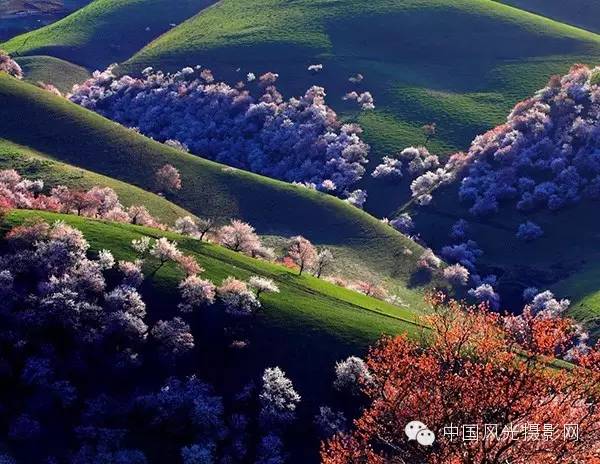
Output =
[{"x1": 321, "y1": 293, "x2": 600, "y2": 464}]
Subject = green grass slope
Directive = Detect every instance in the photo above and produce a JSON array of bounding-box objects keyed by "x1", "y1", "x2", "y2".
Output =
[
  {"x1": 15, "y1": 55, "x2": 90, "y2": 93},
  {"x1": 0, "y1": 138, "x2": 191, "y2": 224},
  {"x1": 126, "y1": 2, "x2": 600, "y2": 142},
  {"x1": 124, "y1": 0, "x2": 600, "y2": 216},
  {"x1": 4, "y1": 0, "x2": 600, "y2": 218},
  {"x1": 0, "y1": 74, "x2": 432, "y2": 301},
  {"x1": 1, "y1": 209, "x2": 426, "y2": 428},
  {"x1": 1, "y1": 0, "x2": 218, "y2": 69},
  {"x1": 409, "y1": 181, "x2": 600, "y2": 339},
  {"x1": 496, "y1": 0, "x2": 600, "y2": 34}
]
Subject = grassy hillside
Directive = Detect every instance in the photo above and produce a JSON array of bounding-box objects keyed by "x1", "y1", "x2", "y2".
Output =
[
  {"x1": 1, "y1": 208, "x2": 426, "y2": 459},
  {"x1": 1, "y1": 0, "x2": 218, "y2": 69},
  {"x1": 408, "y1": 180, "x2": 600, "y2": 340},
  {"x1": 15, "y1": 55, "x2": 90, "y2": 93},
  {"x1": 4, "y1": 0, "x2": 600, "y2": 218},
  {"x1": 123, "y1": 0, "x2": 600, "y2": 216},
  {"x1": 496, "y1": 0, "x2": 600, "y2": 34},
  {"x1": 0, "y1": 74, "x2": 433, "y2": 302},
  {"x1": 0, "y1": 138, "x2": 191, "y2": 224}
]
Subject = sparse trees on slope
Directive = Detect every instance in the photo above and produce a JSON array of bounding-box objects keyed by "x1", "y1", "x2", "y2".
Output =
[
  {"x1": 389, "y1": 213, "x2": 414, "y2": 234},
  {"x1": 422, "y1": 122, "x2": 436, "y2": 145},
  {"x1": 178, "y1": 275, "x2": 216, "y2": 312},
  {"x1": 314, "y1": 249, "x2": 334, "y2": 278},
  {"x1": 2, "y1": 170, "x2": 166, "y2": 229},
  {"x1": 217, "y1": 277, "x2": 261, "y2": 316},
  {"x1": 174, "y1": 216, "x2": 200, "y2": 237},
  {"x1": 0, "y1": 50, "x2": 22, "y2": 79},
  {"x1": 443, "y1": 263, "x2": 470, "y2": 286},
  {"x1": 468, "y1": 283, "x2": 500, "y2": 310},
  {"x1": 248, "y1": 276, "x2": 280, "y2": 298},
  {"x1": 371, "y1": 156, "x2": 403, "y2": 179},
  {"x1": 149, "y1": 237, "x2": 182, "y2": 274},
  {"x1": 417, "y1": 248, "x2": 441, "y2": 271},
  {"x1": 196, "y1": 218, "x2": 214, "y2": 241}
]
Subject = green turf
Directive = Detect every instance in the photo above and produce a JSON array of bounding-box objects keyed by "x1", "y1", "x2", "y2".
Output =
[
  {"x1": 0, "y1": 138, "x2": 192, "y2": 224},
  {"x1": 1, "y1": 209, "x2": 427, "y2": 421},
  {"x1": 0, "y1": 74, "x2": 435, "y2": 300},
  {"x1": 1, "y1": 0, "x2": 217, "y2": 69},
  {"x1": 496, "y1": 0, "x2": 600, "y2": 34},
  {"x1": 15, "y1": 55, "x2": 90, "y2": 93}
]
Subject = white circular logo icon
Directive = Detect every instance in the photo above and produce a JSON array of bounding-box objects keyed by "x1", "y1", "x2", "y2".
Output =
[{"x1": 405, "y1": 420, "x2": 435, "y2": 446}]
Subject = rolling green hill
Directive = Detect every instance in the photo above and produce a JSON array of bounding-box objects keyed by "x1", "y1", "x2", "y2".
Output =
[
  {"x1": 4, "y1": 0, "x2": 600, "y2": 218},
  {"x1": 496, "y1": 0, "x2": 600, "y2": 34},
  {"x1": 15, "y1": 55, "x2": 90, "y2": 93},
  {"x1": 1, "y1": 208, "x2": 426, "y2": 462},
  {"x1": 0, "y1": 74, "x2": 433, "y2": 302},
  {"x1": 0, "y1": 138, "x2": 191, "y2": 224},
  {"x1": 124, "y1": 2, "x2": 600, "y2": 138},
  {"x1": 1, "y1": 0, "x2": 217, "y2": 69},
  {"x1": 123, "y1": 0, "x2": 600, "y2": 216}
]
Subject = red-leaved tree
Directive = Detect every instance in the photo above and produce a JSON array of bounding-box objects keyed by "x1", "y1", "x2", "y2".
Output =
[{"x1": 321, "y1": 293, "x2": 600, "y2": 464}]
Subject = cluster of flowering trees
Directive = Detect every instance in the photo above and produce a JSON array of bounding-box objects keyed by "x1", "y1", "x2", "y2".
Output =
[
  {"x1": 0, "y1": 216, "x2": 306, "y2": 462},
  {"x1": 456, "y1": 65, "x2": 600, "y2": 217},
  {"x1": 342, "y1": 91, "x2": 375, "y2": 110},
  {"x1": 0, "y1": 219, "x2": 195, "y2": 460},
  {"x1": 2, "y1": 170, "x2": 414, "y2": 310},
  {"x1": 0, "y1": 169, "x2": 166, "y2": 228},
  {"x1": 372, "y1": 146, "x2": 440, "y2": 182},
  {"x1": 69, "y1": 66, "x2": 370, "y2": 192},
  {"x1": 154, "y1": 164, "x2": 182, "y2": 193},
  {"x1": 321, "y1": 293, "x2": 600, "y2": 464},
  {"x1": 0, "y1": 50, "x2": 22, "y2": 79},
  {"x1": 370, "y1": 145, "x2": 459, "y2": 207}
]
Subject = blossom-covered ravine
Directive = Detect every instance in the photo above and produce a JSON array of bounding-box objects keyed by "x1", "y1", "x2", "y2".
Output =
[{"x1": 69, "y1": 66, "x2": 370, "y2": 193}]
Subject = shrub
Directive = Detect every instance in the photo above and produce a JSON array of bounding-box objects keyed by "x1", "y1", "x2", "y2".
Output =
[{"x1": 516, "y1": 221, "x2": 544, "y2": 241}]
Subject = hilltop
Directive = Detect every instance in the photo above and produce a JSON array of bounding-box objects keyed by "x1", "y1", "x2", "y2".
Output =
[
  {"x1": 4, "y1": 0, "x2": 600, "y2": 217},
  {"x1": 496, "y1": 0, "x2": 600, "y2": 33},
  {"x1": 1, "y1": 0, "x2": 217, "y2": 68}
]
